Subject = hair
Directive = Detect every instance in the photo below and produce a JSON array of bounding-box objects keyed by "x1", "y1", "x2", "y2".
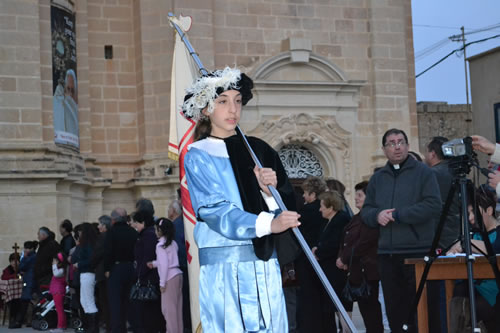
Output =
[
  {"x1": 24, "y1": 240, "x2": 38, "y2": 251},
  {"x1": 473, "y1": 186, "x2": 497, "y2": 217},
  {"x1": 9, "y1": 252, "x2": 20, "y2": 262},
  {"x1": 132, "y1": 210, "x2": 155, "y2": 228},
  {"x1": 194, "y1": 117, "x2": 212, "y2": 141},
  {"x1": 78, "y1": 222, "x2": 98, "y2": 247},
  {"x1": 60, "y1": 219, "x2": 73, "y2": 233},
  {"x1": 408, "y1": 151, "x2": 422, "y2": 162},
  {"x1": 318, "y1": 190, "x2": 344, "y2": 212},
  {"x1": 98, "y1": 215, "x2": 112, "y2": 230},
  {"x1": 169, "y1": 200, "x2": 182, "y2": 216},
  {"x1": 38, "y1": 227, "x2": 50, "y2": 238},
  {"x1": 111, "y1": 208, "x2": 128, "y2": 224},
  {"x1": 155, "y1": 217, "x2": 175, "y2": 249},
  {"x1": 354, "y1": 181, "x2": 369, "y2": 194},
  {"x1": 326, "y1": 178, "x2": 346, "y2": 195},
  {"x1": 73, "y1": 223, "x2": 83, "y2": 241},
  {"x1": 427, "y1": 136, "x2": 449, "y2": 161},
  {"x1": 301, "y1": 176, "x2": 327, "y2": 196},
  {"x1": 382, "y1": 128, "x2": 408, "y2": 147},
  {"x1": 54, "y1": 252, "x2": 68, "y2": 269},
  {"x1": 136, "y1": 198, "x2": 155, "y2": 216}
]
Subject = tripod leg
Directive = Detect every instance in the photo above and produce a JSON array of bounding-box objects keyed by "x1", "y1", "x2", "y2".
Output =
[{"x1": 402, "y1": 182, "x2": 459, "y2": 331}]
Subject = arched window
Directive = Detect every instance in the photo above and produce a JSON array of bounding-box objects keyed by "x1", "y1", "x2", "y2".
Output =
[{"x1": 278, "y1": 144, "x2": 324, "y2": 179}]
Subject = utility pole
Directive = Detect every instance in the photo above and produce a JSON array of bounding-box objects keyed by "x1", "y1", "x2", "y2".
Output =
[{"x1": 450, "y1": 26, "x2": 472, "y2": 134}]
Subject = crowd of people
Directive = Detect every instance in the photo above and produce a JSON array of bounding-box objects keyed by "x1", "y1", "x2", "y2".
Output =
[{"x1": 2, "y1": 198, "x2": 189, "y2": 333}]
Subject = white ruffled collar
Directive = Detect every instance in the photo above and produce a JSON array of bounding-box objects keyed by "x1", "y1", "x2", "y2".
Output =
[{"x1": 188, "y1": 137, "x2": 229, "y2": 158}]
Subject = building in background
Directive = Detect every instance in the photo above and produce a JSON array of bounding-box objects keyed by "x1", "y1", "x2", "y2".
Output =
[
  {"x1": 469, "y1": 46, "x2": 500, "y2": 144},
  {"x1": 0, "y1": 0, "x2": 417, "y2": 265},
  {"x1": 416, "y1": 101, "x2": 470, "y2": 153}
]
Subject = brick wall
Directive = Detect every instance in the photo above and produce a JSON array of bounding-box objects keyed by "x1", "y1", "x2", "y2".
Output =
[
  {"x1": 84, "y1": 0, "x2": 140, "y2": 163},
  {"x1": 0, "y1": 0, "x2": 43, "y2": 143}
]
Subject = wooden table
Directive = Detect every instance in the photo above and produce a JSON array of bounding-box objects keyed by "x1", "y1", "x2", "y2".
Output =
[{"x1": 405, "y1": 255, "x2": 500, "y2": 333}]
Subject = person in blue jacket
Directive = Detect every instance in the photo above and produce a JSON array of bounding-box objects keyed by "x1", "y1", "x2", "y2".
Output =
[
  {"x1": 183, "y1": 67, "x2": 301, "y2": 332},
  {"x1": 11, "y1": 240, "x2": 39, "y2": 328}
]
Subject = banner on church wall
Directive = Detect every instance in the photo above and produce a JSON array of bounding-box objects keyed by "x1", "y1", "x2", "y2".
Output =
[{"x1": 51, "y1": 5, "x2": 79, "y2": 148}]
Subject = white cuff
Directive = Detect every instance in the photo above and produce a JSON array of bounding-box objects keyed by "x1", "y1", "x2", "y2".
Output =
[
  {"x1": 260, "y1": 190, "x2": 279, "y2": 211},
  {"x1": 255, "y1": 212, "x2": 274, "y2": 238},
  {"x1": 496, "y1": 183, "x2": 500, "y2": 200},
  {"x1": 492, "y1": 144, "x2": 500, "y2": 164}
]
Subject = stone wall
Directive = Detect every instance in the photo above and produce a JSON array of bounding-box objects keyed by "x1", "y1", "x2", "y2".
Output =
[{"x1": 416, "y1": 102, "x2": 471, "y2": 153}]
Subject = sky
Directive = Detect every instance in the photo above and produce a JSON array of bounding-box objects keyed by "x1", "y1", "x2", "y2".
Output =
[{"x1": 412, "y1": 0, "x2": 500, "y2": 104}]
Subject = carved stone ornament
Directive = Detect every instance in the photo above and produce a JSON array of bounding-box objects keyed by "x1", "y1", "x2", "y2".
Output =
[{"x1": 249, "y1": 113, "x2": 352, "y2": 189}]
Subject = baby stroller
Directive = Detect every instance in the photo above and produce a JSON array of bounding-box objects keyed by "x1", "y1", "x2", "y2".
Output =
[{"x1": 32, "y1": 286, "x2": 82, "y2": 331}]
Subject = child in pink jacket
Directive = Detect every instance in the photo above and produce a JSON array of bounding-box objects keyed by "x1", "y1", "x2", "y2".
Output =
[
  {"x1": 148, "y1": 217, "x2": 183, "y2": 333},
  {"x1": 49, "y1": 252, "x2": 67, "y2": 332}
]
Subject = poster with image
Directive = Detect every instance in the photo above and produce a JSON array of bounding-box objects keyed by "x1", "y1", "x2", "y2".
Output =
[{"x1": 51, "y1": 5, "x2": 79, "y2": 148}]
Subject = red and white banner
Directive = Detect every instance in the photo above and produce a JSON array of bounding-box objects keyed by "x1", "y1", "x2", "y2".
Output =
[{"x1": 168, "y1": 14, "x2": 201, "y2": 331}]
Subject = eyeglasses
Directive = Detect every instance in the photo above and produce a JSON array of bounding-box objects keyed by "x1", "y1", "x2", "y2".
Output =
[{"x1": 384, "y1": 141, "x2": 407, "y2": 148}]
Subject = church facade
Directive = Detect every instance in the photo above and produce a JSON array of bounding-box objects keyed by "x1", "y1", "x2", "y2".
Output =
[{"x1": 0, "y1": 0, "x2": 416, "y2": 265}]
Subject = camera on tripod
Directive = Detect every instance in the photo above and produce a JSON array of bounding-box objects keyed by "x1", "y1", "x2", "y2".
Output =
[{"x1": 441, "y1": 137, "x2": 475, "y2": 176}]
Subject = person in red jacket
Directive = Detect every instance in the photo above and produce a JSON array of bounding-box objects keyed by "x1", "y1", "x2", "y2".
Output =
[{"x1": 2, "y1": 252, "x2": 21, "y2": 328}]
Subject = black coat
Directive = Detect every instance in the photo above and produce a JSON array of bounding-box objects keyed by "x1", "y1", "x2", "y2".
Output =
[
  {"x1": 103, "y1": 222, "x2": 138, "y2": 273},
  {"x1": 224, "y1": 133, "x2": 299, "y2": 265},
  {"x1": 90, "y1": 232, "x2": 107, "y2": 282},
  {"x1": 60, "y1": 234, "x2": 76, "y2": 256},
  {"x1": 316, "y1": 210, "x2": 350, "y2": 291},
  {"x1": 34, "y1": 236, "x2": 60, "y2": 287},
  {"x1": 298, "y1": 200, "x2": 328, "y2": 248},
  {"x1": 134, "y1": 226, "x2": 159, "y2": 284}
]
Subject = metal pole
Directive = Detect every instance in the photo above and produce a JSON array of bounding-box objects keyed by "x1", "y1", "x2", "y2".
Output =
[
  {"x1": 459, "y1": 178, "x2": 478, "y2": 331},
  {"x1": 168, "y1": 12, "x2": 357, "y2": 333},
  {"x1": 461, "y1": 26, "x2": 472, "y2": 134}
]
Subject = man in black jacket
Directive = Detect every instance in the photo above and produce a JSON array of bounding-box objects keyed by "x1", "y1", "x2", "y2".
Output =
[
  {"x1": 424, "y1": 136, "x2": 460, "y2": 250},
  {"x1": 34, "y1": 227, "x2": 60, "y2": 288},
  {"x1": 361, "y1": 129, "x2": 441, "y2": 333},
  {"x1": 104, "y1": 208, "x2": 138, "y2": 333}
]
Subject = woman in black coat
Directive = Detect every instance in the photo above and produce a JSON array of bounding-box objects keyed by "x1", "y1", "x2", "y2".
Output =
[
  {"x1": 131, "y1": 210, "x2": 165, "y2": 333},
  {"x1": 313, "y1": 190, "x2": 352, "y2": 332},
  {"x1": 296, "y1": 177, "x2": 329, "y2": 331}
]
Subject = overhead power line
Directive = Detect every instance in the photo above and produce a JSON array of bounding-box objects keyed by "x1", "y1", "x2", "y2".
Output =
[
  {"x1": 414, "y1": 22, "x2": 500, "y2": 62},
  {"x1": 416, "y1": 33, "x2": 500, "y2": 78}
]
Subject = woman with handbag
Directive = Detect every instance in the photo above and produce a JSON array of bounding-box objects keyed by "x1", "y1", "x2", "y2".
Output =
[
  {"x1": 336, "y1": 181, "x2": 384, "y2": 333},
  {"x1": 131, "y1": 210, "x2": 165, "y2": 333}
]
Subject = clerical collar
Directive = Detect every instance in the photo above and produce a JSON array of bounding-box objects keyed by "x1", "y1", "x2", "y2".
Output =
[{"x1": 390, "y1": 156, "x2": 409, "y2": 171}]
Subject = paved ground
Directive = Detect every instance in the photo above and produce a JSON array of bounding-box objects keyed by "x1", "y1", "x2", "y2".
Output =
[{"x1": 0, "y1": 303, "x2": 389, "y2": 332}]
